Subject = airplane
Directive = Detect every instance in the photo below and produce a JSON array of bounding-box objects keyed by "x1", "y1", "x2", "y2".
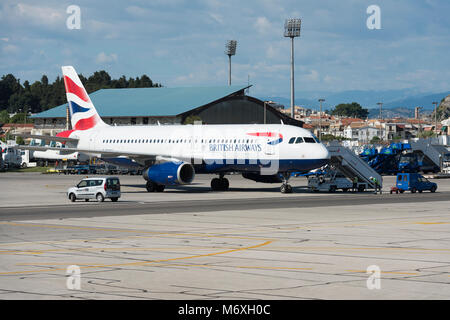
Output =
[{"x1": 15, "y1": 66, "x2": 330, "y2": 193}]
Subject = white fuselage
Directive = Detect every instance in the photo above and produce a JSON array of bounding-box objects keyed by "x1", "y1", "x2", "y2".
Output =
[{"x1": 69, "y1": 123, "x2": 329, "y2": 173}]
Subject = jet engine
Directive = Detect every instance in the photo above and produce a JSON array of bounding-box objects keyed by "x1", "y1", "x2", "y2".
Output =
[{"x1": 143, "y1": 161, "x2": 195, "y2": 185}]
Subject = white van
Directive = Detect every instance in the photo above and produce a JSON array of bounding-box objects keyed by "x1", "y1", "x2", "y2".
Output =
[{"x1": 67, "y1": 177, "x2": 121, "y2": 202}]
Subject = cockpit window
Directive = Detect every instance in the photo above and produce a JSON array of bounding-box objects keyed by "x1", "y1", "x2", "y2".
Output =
[
  {"x1": 312, "y1": 135, "x2": 320, "y2": 143},
  {"x1": 288, "y1": 137, "x2": 295, "y2": 144},
  {"x1": 304, "y1": 137, "x2": 316, "y2": 143},
  {"x1": 295, "y1": 137, "x2": 304, "y2": 144}
]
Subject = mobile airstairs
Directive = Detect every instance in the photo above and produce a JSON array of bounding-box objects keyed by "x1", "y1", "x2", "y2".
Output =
[
  {"x1": 409, "y1": 138, "x2": 450, "y2": 172},
  {"x1": 326, "y1": 142, "x2": 383, "y2": 191}
]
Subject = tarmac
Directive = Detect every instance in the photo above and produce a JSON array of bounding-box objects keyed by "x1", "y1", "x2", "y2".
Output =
[{"x1": 0, "y1": 172, "x2": 449, "y2": 299}]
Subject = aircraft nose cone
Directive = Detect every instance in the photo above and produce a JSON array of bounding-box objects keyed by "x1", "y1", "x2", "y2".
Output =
[{"x1": 320, "y1": 144, "x2": 330, "y2": 160}]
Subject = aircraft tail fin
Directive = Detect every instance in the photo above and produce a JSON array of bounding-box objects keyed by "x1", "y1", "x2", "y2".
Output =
[{"x1": 61, "y1": 66, "x2": 108, "y2": 131}]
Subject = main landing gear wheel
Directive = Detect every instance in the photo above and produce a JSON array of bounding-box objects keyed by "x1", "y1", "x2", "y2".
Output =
[
  {"x1": 146, "y1": 181, "x2": 166, "y2": 192},
  {"x1": 211, "y1": 177, "x2": 229, "y2": 191},
  {"x1": 280, "y1": 184, "x2": 292, "y2": 194},
  {"x1": 146, "y1": 181, "x2": 155, "y2": 192}
]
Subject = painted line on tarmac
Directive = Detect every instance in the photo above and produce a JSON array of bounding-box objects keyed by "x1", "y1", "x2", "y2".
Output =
[
  {"x1": 0, "y1": 240, "x2": 273, "y2": 276},
  {"x1": 0, "y1": 221, "x2": 274, "y2": 242}
]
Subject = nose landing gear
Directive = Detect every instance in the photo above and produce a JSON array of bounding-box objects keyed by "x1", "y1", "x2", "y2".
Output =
[{"x1": 280, "y1": 172, "x2": 293, "y2": 194}]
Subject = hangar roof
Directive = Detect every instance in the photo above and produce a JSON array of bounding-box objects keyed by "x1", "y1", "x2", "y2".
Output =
[{"x1": 32, "y1": 85, "x2": 250, "y2": 118}]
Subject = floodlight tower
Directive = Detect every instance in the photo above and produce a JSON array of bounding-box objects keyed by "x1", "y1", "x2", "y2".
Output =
[
  {"x1": 284, "y1": 18, "x2": 302, "y2": 119},
  {"x1": 225, "y1": 40, "x2": 237, "y2": 86},
  {"x1": 416, "y1": 106, "x2": 424, "y2": 135},
  {"x1": 432, "y1": 101, "x2": 438, "y2": 135},
  {"x1": 377, "y1": 102, "x2": 383, "y2": 140},
  {"x1": 318, "y1": 98, "x2": 325, "y2": 141}
]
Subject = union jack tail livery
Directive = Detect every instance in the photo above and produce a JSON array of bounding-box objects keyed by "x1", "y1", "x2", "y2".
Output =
[{"x1": 62, "y1": 66, "x2": 107, "y2": 131}]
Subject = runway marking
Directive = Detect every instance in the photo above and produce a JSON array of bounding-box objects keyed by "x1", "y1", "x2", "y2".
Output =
[
  {"x1": 148, "y1": 263, "x2": 313, "y2": 271},
  {"x1": 346, "y1": 270, "x2": 419, "y2": 276},
  {"x1": 0, "y1": 222, "x2": 273, "y2": 242},
  {"x1": 414, "y1": 222, "x2": 449, "y2": 225},
  {"x1": 0, "y1": 240, "x2": 273, "y2": 276},
  {"x1": 14, "y1": 262, "x2": 313, "y2": 272},
  {"x1": 0, "y1": 246, "x2": 244, "y2": 256},
  {"x1": 268, "y1": 246, "x2": 450, "y2": 252},
  {"x1": 5, "y1": 245, "x2": 448, "y2": 256}
]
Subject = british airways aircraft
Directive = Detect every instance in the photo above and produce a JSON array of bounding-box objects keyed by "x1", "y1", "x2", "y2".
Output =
[{"x1": 18, "y1": 66, "x2": 330, "y2": 193}]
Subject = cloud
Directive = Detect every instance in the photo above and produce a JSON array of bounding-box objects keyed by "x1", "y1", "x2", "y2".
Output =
[
  {"x1": 209, "y1": 13, "x2": 223, "y2": 24},
  {"x1": 266, "y1": 45, "x2": 278, "y2": 59},
  {"x1": 11, "y1": 3, "x2": 65, "y2": 28},
  {"x1": 96, "y1": 52, "x2": 118, "y2": 64},
  {"x1": 3, "y1": 44, "x2": 19, "y2": 54},
  {"x1": 305, "y1": 70, "x2": 319, "y2": 82},
  {"x1": 125, "y1": 6, "x2": 151, "y2": 18},
  {"x1": 254, "y1": 17, "x2": 271, "y2": 34},
  {"x1": 1, "y1": 0, "x2": 449, "y2": 95}
]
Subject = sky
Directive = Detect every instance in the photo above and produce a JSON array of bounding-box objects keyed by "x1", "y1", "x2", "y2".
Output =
[{"x1": 1, "y1": 0, "x2": 450, "y2": 100}]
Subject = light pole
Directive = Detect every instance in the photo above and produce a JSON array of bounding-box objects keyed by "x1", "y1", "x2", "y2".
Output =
[
  {"x1": 376, "y1": 102, "x2": 383, "y2": 141},
  {"x1": 318, "y1": 98, "x2": 325, "y2": 141},
  {"x1": 417, "y1": 106, "x2": 423, "y2": 136},
  {"x1": 284, "y1": 18, "x2": 301, "y2": 119},
  {"x1": 225, "y1": 40, "x2": 237, "y2": 86},
  {"x1": 432, "y1": 101, "x2": 438, "y2": 136},
  {"x1": 264, "y1": 101, "x2": 267, "y2": 124}
]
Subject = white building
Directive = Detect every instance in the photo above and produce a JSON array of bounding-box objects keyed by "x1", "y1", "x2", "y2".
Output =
[{"x1": 357, "y1": 126, "x2": 382, "y2": 143}]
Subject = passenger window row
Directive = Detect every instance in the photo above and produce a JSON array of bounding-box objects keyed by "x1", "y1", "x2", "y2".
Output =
[
  {"x1": 288, "y1": 137, "x2": 317, "y2": 144},
  {"x1": 102, "y1": 138, "x2": 256, "y2": 144}
]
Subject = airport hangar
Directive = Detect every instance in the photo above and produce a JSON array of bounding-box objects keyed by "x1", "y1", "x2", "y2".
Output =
[{"x1": 31, "y1": 85, "x2": 304, "y2": 133}]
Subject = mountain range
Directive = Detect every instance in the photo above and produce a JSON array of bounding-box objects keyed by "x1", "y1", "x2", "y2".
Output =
[{"x1": 257, "y1": 89, "x2": 450, "y2": 119}]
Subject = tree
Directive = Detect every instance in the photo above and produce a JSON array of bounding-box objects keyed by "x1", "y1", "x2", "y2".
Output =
[
  {"x1": 370, "y1": 136, "x2": 381, "y2": 144},
  {"x1": 0, "y1": 110, "x2": 10, "y2": 124},
  {"x1": 320, "y1": 134, "x2": 348, "y2": 142},
  {"x1": 0, "y1": 70, "x2": 162, "y2": 114},
  {"x1": 417, "y1": 131, "x2": 435, "y2": 139},
  {"x1": 331, "y1": 102, "x2": 369, "y2": 119},
  {"x1": 16, "y1": 136, "x2": 25, "y2": 145},
  {"x1": 0, "y1": 74, "x2": 21, "y2": 110},
  {"x1": 10, "y1": 113, "x2": 32, "y2": 124},
  {"x1": 183, "y1": 115, "x2": 202, "y2": 125}
]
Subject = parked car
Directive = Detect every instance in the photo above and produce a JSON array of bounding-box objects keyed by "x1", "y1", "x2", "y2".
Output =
[
  {"x1": 394, "y1": 173, "x2": 437, "y2": 193},
  {"x1": 67, "y1": 177, "x2": 121, "y2": 202}
]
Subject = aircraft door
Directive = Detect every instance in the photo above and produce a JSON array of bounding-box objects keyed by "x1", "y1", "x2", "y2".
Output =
[{"x1": 265, "y1": 138, "x2": 275, "y2": 155}]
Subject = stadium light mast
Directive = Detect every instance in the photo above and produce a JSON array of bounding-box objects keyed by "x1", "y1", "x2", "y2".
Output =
[
  {"x1": 432, "y1": 101, "x2": 438, "y2": 135},
  {"x1": 416, "y1": 106, "x2": 423, "y2": 135},
  {"x1": 318, "y1": 98, "x2": 325, "y2": 141},
  {"x1": 225, "y1": 40, "x2": 237, "y2": 86},
  {"x1": 284, "y1": 18, "x2": 301, "y2": 119},
  {"x1": 377, "y1": 102, "x2": 383, "y2": 140}
]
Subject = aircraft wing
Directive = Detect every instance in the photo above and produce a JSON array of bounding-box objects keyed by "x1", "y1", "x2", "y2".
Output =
[
  {"x1": 10, "y1": 133, "x2": 79, "y2": 143},
  {"x1": 12, "y1": 145, "x2": 196, "y2": 163},
  {"x1": 12, "y1": 145, "x2": 151, "y2": 158}
]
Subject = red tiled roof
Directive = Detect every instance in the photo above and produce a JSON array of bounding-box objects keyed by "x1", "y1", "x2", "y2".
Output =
[
  {"x1": 340, "y1": 118, "x2": 363, "y2": 126},
  {"x1": 1, "y1": 123, "x2": 34, "y2": 128}
]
